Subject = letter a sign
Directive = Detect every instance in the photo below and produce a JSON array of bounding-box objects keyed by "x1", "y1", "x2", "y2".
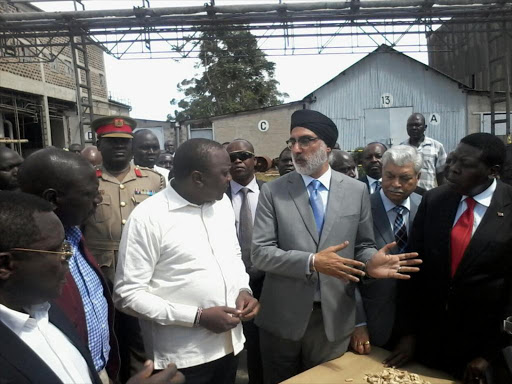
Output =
[{"x1": 429, "y1": 113, "x2": 440, "y2": 126}]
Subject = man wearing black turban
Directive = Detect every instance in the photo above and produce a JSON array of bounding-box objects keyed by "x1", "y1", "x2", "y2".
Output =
[{"x1": 251, "y1": 109, "x2": 422, "y2": 384}]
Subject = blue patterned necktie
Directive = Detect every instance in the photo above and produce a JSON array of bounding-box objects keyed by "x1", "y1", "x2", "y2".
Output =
[
  {"x1": 374, "y1": 180, "x2": 382, "y2": 193},
  {"x1": 393, "y1": 205, "x2": 408, "y2": 252},
  {"x1": 308, "y1": 179, "x2": 325, "y2": 234}
]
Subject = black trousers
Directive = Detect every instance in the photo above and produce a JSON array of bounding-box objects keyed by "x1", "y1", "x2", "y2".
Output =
[
  {"x1": 178, "y1": 353, "x2": 239, "y2": 384},
  {"x1": 115, "y1": 310, "x2": 147, "y2": 384}
]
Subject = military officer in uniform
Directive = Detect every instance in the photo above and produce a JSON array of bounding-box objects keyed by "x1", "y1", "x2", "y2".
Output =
[
  {"x1": 82, "y1": 115, "x2": 165, "y2": 383},
  {"x1": 83, "y1": 116, "x2": 164, "y2": 285}
]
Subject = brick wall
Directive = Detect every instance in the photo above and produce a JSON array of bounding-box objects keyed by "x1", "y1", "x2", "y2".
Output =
[
  {"x1": 0, "y1": 5, "x2": 109, "y2": 101},
  {"x1": 212, "y1": 103, "x2": 304, "y2": 159}
]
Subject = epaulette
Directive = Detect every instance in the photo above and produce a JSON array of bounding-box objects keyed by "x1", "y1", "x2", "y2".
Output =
[
  {"x1": 96, "y1": 168, "x2": 102, "y2": 178},
  {"x1": 134, "y1": 166, "x2": 143, "y2": 177},
  {"x1": 137, "y1": 166, "x2": 166, "y2": 190}
]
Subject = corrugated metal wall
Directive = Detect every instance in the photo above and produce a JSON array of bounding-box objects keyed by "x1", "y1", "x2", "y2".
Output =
[{"x1": 309, "y1": 51, "x2": 468, "y2": 152}]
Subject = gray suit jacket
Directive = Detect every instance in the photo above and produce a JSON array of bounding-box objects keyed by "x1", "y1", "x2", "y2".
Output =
[
  {"x1": 251, "y1": 170, "x2": 377, "y2": 342},
  {"x1": 357, "y1": 191, "x2": 422, "y2": 347}
]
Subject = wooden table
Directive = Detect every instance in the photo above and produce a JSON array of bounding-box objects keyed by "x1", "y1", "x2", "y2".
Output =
[{"x1": 282, "y1": 347, "x2": 459, "y2": 384}]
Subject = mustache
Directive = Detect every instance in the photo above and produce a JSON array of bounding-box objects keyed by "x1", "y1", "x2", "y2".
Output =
[{"x1": 387, "y1": 188, "x2": 404, "y2": 193}]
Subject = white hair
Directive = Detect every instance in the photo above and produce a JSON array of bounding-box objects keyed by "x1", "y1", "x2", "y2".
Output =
[{"x1": 382, "y1": 145, "x2": 423, "y2": 174}]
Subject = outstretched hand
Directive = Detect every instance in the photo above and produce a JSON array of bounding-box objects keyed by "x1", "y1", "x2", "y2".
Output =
[
  {"x1": 366, "y1": 242, "x2": 421, "y2": 280},
  {"x1": 314, "y1": 241, "x2": 366, "y2": 283}
]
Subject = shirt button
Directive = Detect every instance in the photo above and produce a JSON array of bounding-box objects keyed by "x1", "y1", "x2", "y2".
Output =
[
  {"x1": 122, "y1": 219, "x2": 127, "y2": 225},
  {"x1": 120, "y1": 184, "x2": 125, "y2": 190},
  {"x1": 120, "y1": 201, "x2": 126, "y2": 207}
]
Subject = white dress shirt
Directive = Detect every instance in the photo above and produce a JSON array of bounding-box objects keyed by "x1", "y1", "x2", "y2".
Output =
[
  {"x1": 380, "y1": 189, "x2": 412, "y2": 236},
  {"x1": 452, "y1": 178, "x2": 496, "y2": 235},
  {"x1": 154, "y1": 165, "x2": 170, "y2": 183},
  {"x1": 230, "y1": 177, "x2": 260, "y2": 233},
  {"x1": 114, "y1": 183, "x2": 250, "y2": 369},
  {"x1": 367, "y1": 175, "x2": 382, "y2": 194},
  {"x1": 0, "y1": 302, "x2": 92, "y2": 384}
]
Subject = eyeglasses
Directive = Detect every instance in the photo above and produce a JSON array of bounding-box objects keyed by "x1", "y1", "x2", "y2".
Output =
[
  {"x1": 10, "y1": 240, "x2": 73, "y2": 262},
  {"x1": 286, "y1": 136, "x2": 319, "y2": 150},
  {"x1": 229, "y1": 150, "x2": 255, "y2": 162}
]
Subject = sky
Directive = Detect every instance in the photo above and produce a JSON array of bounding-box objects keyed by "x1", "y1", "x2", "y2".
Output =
[{"x1": 33, "y1": 0, "x2": 430, "y2": 121}]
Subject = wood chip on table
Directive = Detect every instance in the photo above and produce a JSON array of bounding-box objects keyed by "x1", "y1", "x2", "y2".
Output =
[{"x1": 365, "y1": 368, "x2": 432, "y2": 384}]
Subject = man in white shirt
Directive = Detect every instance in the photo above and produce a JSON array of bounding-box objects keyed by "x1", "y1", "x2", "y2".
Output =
[
  {"x1": 114, "y1": 138, "x2": 260, "y2": 384},
  {"x1": 133, "y1": 129, "x2": 170, "y2": 182},
  {"x1": 0, "y1": 191, "x2": 185, "y2": 384},
  {"x1": 226, "y1": 139, "x2": 265, "y2": 384},
  {"x1": 400, "y1": 113, "x2": 447, "y2": 190},
  {"x1": 358, "y1": 142, "x2": 387, "y2": 194}
]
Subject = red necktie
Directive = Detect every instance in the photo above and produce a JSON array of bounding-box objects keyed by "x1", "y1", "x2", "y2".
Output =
[{"x1": 450, "y1": 197, "x2": 476, "y2": 277}]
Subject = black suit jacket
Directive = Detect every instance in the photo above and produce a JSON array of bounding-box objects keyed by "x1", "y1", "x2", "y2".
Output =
[
  {"x1": 226, "y1": 177, "x2": 265, "y2": 299},
  {"x1": 399, "y1": 181, "x2": 512, "y2": 378},
  {"x1": 0, "y1": 304, "x2": 102, "y2": 384}
]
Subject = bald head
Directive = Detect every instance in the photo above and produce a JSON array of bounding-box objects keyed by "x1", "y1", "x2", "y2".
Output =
[
  {"x1": 133, "y1": 129, "x2": 161, "y2": 168},
  {"x1": 68, "y1": 143, "x2": 82, "y2": 154},
  {"x1": 226, "y1": 139, "x2": 255, "y2": 154},
  {"x1": 0, "y1": 146, "x2": 23, "y2": 191},
  {"x1": 19, "y1": 147, "x2": 94, "y2": 196},
  {"x1": 330, "y1": 150, "x2": 357, "y2": 178},
  {"x1": 18, "y1": 148, "x2": 100, "y2": 227},
  {"x1": 81, "y1": 146, "x2": 103, "y2": 167}
]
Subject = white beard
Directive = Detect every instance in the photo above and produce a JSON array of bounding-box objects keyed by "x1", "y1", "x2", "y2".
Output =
[{"x1": 292, "y1": 142, "x2": 329, "y2": 176}]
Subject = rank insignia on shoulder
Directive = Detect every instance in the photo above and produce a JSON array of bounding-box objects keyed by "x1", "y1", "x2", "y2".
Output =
[
  {"x1": 134, "y1": 167, "x2": 143, "y2": 177},
  {"x1": 96, "y1": 168, "x2": 102, "y2": 178},
  {"x1": 135, "y1": 189, "x2": 155, "y2": 196}
]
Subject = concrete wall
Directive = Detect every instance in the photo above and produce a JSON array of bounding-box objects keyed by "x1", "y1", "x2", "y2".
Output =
[{"x1": 211, "y1": 103, "x2": 304, "y2": 159}]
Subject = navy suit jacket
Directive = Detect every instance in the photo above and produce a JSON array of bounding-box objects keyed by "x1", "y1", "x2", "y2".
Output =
[{"x1": 0, "y1": 304, "x2": 102, "y2": 384}]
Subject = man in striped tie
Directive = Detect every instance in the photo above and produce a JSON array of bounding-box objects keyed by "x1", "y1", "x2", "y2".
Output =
[
  {"x1": 386, "y1": 133, "x2": 512, "y2": 383},
  {"x1": 353, "y1": 145, "x2": 423, "y2": 354}
]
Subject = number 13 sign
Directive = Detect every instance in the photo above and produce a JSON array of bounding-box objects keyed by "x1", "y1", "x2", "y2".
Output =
[{"x1": 380, "y1": 93, "x2": 394, "y2": 108}]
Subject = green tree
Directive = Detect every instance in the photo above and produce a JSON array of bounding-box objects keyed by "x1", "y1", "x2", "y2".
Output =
[{"x1": 170, "y1": 29, "x2": 288, "y2": 122}]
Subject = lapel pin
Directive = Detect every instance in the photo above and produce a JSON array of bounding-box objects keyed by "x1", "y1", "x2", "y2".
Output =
[{"x1": 498, "y1": 212, "x2": 504, "y2": 217}]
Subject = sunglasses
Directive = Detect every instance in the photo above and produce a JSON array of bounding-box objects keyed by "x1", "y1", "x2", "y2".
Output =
[
  {"x1": 229, "y1": 151, "x2": 255, "y2": 162},
  {"x1": 10, "y1": 240, "x2": 74, "y2": 262}
]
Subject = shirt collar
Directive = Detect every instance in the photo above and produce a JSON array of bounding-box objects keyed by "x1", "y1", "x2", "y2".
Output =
[
  {"x1": 0, "y1": 302, "x2": 50, "y2": 336},
  {"x1": 380, "y1": 188, "x2": 411, "y2": 213},
  {"x1": 366, "y1": 175, "x2": 382, "y2": 185},
  {"x1": 405, "y1": 136, "x2": 432, "y2": 148},
  {"x1": 461, "y1": 178, "x2": 497, "y2": 208},
  {"x1": 165, "y1": 180, "x2": 211, "y2": 211},
  {"x1": 230, "y1": 176, "x2": 259, "y2": 195},
  {"x1": 65, "y1": 226, "x2": 82, "y2": 248},
  {"x1": 301, "y1": 167, "x2": 332, "y2": 191}
]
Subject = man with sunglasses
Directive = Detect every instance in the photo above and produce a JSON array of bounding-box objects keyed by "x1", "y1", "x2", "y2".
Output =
[
  {"x1": 251, "y1": 109, "x2": 421, "y2": 384},
  {"x1": 18, "y1": 147, "x2": 119, "y2": 383},
  {"x1": 226, "y1": 139, "x2": 265, "y2": 384}
]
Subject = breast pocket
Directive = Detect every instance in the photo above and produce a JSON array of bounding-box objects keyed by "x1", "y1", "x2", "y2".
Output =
[
  {"x1": 133, "y1": 194, "x2": 150, "y2": 205},
  {"x1": 94, "y1": 194, "x2": 111, "y2": 223}
]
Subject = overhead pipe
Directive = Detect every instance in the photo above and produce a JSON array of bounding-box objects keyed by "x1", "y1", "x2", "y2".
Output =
[{"x1": 0, "y1": 0, "x2": 507, "y2": 22}]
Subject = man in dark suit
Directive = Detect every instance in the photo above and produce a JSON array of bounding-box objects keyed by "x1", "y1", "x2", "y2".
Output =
[
  {"x1": 386, "y1": 133, "x2": 512, "y2": 383},
  {"x1": 352, "y1": 145, "x2": 423, "y2": 354},
  {"x1": 226, "y1": 139, "x2": 265, "y2": 384},
  {"x1": 252, "y1": 109, "x2": 422, "y2": 384},
  {"x1": 0, "y1": 191, "x2": 185, "y2": 384},
  {"x1": 18, "y1": 148, "x2": 120, "y2": 382},
  {"x1": 358, "y1": 142, "x2": 387, "y2": 194}
]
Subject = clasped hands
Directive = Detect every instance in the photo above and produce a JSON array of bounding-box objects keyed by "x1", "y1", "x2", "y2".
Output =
[
  {"x1": 313, "y1": 241, "x2": 422, "y2": 283},
  {"x1": 199, "y1": 290, "x2": 260, "y2": 334}
]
